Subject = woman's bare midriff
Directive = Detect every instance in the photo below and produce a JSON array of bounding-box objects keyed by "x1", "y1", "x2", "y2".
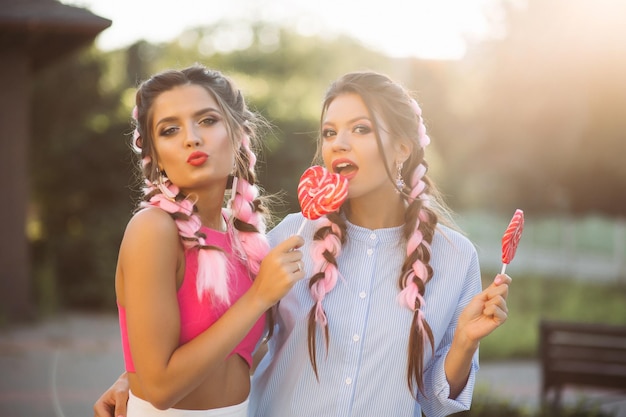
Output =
[{"x1": 128, "y1": 354, "x2": 250, "y2": 410}]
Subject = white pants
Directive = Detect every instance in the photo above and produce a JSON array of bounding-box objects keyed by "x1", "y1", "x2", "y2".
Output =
[{"x1": 128, "y1": 390, "x2": 248, "y2": 417}]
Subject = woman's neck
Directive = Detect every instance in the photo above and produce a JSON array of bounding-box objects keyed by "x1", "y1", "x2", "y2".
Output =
[
  {"x1": 191, "y1": 188, "x2": 228, "y2": 232},
  {"x1": 344, "y1": 194, "x2": 406, "y2": 230},
  {"x1": 200, "y1": 212, "x2": 227, "y2": 232}
]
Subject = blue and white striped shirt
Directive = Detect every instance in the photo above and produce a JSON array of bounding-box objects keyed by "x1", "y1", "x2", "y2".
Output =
[{"x1": 250, "y1": 213, "x2": 481, "y2": 417}]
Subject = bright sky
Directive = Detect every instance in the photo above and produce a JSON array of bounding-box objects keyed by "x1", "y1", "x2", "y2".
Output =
[{"x1": 61, "y1": 0, "x2": 501, "y2": 60}]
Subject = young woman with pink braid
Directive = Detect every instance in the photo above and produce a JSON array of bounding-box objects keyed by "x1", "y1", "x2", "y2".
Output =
[
  {"x1": 249, "y1": 71, "x2": 511, "y2": 417},
  {"x1": 95, "y1": 64, "x2": 306, "y2": 417},
  {"x1": 95, "y1": 71, "x2": 511, "y2": 417}
]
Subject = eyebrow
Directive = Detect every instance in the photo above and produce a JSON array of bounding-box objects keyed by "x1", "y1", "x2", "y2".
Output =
[
  {"x1": 155, "y1": 107, "x2": 220, "y2": 128},
  {"x1": 322, "y1": 116, "x2": 371, "y2": 126}
]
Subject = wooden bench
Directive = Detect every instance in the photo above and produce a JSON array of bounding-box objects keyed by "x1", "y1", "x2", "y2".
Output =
[{"x1": 539, "y1": 320, "x2": 626, "y2": 408}]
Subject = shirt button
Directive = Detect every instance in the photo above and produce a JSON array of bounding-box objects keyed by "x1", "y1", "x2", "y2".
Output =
[
  {"x1": 345, "y1": 377, "x2": 353, "y2": 385},
  {"x1": 352, "y1": 334, "x2": 360, "y2": 342},
  {"x1": 366, "y1": 248, "x2": 373, "y2": 256},
  {"x1": 359, "y1": 291, "x2": 367, "y2": 299},
  {"x1": 369, "y1": 233, "x2": 376, "y2": 240}
]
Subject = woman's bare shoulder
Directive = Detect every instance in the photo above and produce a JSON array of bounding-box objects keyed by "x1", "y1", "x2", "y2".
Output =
[{"x1": 122, "y1": 206, "x2": 180, "y2": 245}]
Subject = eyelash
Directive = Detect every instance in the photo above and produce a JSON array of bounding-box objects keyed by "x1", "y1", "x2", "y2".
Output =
[
  {"x1": 160, "y1": 127, "x2": 178, "y2": 137},
  {"x1": 322, "y1": 129, "x2": 336, "y2": 138},
  {"x1": 199, "y1": 117, "x2": 217, "y2": 126},
  {"x1": 159, "y1": 116, "x2": 219, "y2": 137},
  {"x1": 322, "y1": 124, "x2": 371, "y2": 139},
  {"x1": 354, "y1": 124, "x2": 371, "y2": 134}
]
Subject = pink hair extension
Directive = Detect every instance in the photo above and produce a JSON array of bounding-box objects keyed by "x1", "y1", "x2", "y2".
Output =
[
  {"x1": 409, "y1": 98, "x2": 431, "y2": 148},
  {"x1": 232, "y1": 179, "x2": 261, "y2": 229},
  {"x1": 141, "y1": 178, "x2": 233, "y2": 304},
  {"x1": 398, "y1": 280, "x2": 427, "y2": 334},
  {"x1": 397, "y1": 163, "x2": 433, "y2": 348},
  {"x1": 309, "y1": 217, "x2": 343, "y2": 327},
  {"x1": 196, "y1": 248, "x2": 231, "y2": 302},
  {"x1": 228, "y1": 137, "x2": 270, "y2": 276},
  {"x1": 408, "y1": 164, "x2": 427, "y2": 204}
]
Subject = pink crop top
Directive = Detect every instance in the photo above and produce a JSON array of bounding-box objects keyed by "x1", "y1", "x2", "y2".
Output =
[{"x1": 118, "y1": 226, "x2": 265, "y2": 372}]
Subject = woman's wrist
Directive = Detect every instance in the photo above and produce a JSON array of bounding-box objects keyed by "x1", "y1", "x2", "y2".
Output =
[{"x1": 451, "y1": 330, "x2": 480, "y2": 356}]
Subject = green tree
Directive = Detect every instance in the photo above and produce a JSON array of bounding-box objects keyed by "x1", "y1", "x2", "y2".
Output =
[{"x1": 31, "y1": 48, "x2": 132, "y2": 310}]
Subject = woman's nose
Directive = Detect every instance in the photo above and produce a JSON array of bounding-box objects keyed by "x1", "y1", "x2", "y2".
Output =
[
  {"x1": 184, "y1": 125, "x2": 202, "y2": 147},
  {"x1": 332, "y1": 130, "x2": 351, "y2": 151}
]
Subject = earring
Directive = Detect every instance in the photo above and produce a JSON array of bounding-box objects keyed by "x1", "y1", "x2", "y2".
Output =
[{"x1": 395, "y1": 162, "x2": 405, "y2": 193}]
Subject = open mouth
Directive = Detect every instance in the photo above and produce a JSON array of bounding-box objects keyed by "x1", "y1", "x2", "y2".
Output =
[{"x1": 334, "y1": 161, "x2": 358, "y2": 177}]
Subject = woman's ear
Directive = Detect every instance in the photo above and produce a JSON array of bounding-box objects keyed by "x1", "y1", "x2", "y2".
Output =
[{"x1": 394, "y1": 140, "x2": 413, "y2": 165}]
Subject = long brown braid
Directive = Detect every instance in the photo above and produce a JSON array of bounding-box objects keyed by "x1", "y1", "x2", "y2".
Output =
[{"x1": 306, "y1": 211, "x2": 347, "y2": 379}]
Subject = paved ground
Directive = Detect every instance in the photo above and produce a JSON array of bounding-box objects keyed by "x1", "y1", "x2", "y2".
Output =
[{"x1": 0, "y1": 313, "x2": 624, "y2": 417}]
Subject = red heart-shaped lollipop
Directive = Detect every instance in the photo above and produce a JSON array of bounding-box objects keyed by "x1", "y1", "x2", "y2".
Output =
[{"x1": 297, "y1": 165, "x2": 348, "y2": 220}]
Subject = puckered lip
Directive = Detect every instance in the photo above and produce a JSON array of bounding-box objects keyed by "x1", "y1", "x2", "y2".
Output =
[{"x1": 187, "y1": 151, "x2": 209, "y2": 166}]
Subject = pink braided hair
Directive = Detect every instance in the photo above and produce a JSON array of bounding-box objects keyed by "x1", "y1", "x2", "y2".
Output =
[
  {"x1": 309, "y1": 217, "x2": 343, "y2": 326},
  {"x1": 397, "y1": 168, "x2": 433, "y2": 344},
  {"x1": 306, "y1": 212, "x2": 346, "y2": 379},
  {"x1": 397, "y1": 97, "x2": 437, "y2": 397},
  {"x1": 228, "y1": 133, "x2": 270, "y2": 275},
  {"x1": 397, "y1": 98, "x2": 433, "y2": 335}
]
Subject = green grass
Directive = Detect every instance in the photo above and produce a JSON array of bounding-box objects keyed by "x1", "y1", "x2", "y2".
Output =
[
  {"x1": 478, "y1": 273, "x2": 626, "y2": 361},
  {"x1": 454, "y1": 395, "x2": 620, "y2": 417}
]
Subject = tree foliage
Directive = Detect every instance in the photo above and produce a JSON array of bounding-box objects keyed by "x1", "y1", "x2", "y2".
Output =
[{"x1": 31, "y1": 49, "x2": 133, "y2": 309}]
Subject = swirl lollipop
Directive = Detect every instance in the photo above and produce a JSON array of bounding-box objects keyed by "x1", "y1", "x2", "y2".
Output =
[
  {"x1": 501, "y1": 209, "x2": 525, "y2": 274},
  {"x1": 296, "y1": 165, "x2": 349, "y2": 235}
]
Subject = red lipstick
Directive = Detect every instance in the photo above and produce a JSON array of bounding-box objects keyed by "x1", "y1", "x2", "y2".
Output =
[{"x1": 187, "y1": 151, "x2": 208, "y2": 166}]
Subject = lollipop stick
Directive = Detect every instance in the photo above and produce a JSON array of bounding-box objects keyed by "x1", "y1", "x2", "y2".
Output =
[
  {"x1": 296, "y1": 218, "x2": 308, "y2": 236},
  {"x1": 501, "y1": 263, "x2": 507, "y2": 275}
]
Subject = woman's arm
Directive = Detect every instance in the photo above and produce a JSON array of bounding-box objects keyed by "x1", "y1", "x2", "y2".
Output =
[
  {"x1": 251, "y1": 339, "x2": 269, "y2": 375},
  {"x1": 445, "y1": 273, "x2": 511, "y2": 398}
]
